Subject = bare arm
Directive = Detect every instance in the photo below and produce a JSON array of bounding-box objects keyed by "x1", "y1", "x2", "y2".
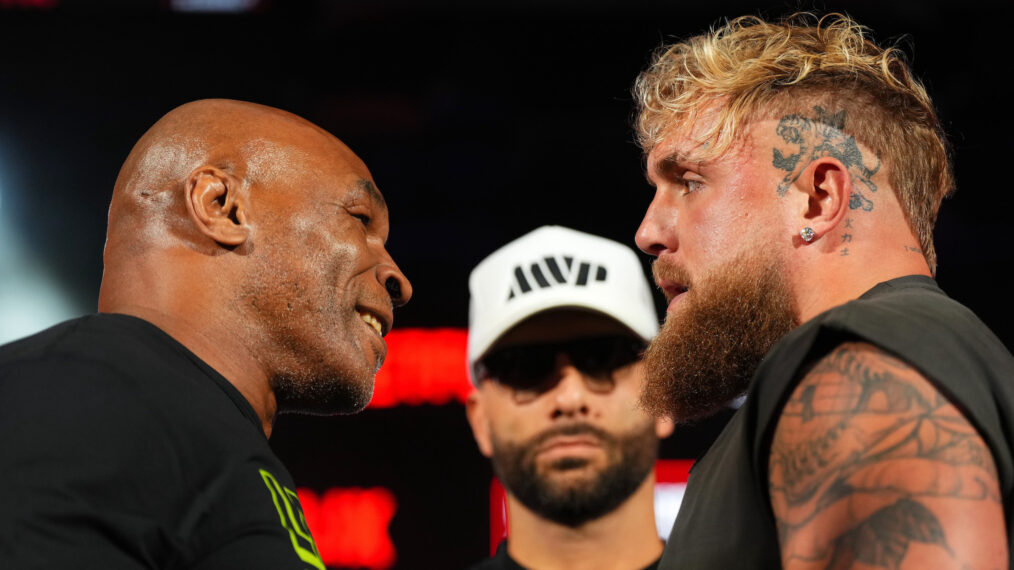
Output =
[{"x1": 769, "y1": 342, "x2": 1007, "y2": 569}]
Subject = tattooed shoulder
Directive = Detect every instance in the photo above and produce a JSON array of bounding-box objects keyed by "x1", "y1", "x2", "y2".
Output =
[{"x1": 769, "y1": 342, "x2": 1006, "y2": 569}]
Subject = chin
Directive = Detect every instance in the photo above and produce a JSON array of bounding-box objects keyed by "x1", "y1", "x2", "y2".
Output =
[{"x1": 271, "y1": 367, "x2": 376, "y2": 416}]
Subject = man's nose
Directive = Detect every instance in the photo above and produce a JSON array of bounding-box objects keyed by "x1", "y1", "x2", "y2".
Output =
[
  {"x1": 635, "y1": 191, "x2": 677, "y2": 256},
  {"x1": 550, "y1": 354, "x2": 590, "y2": 418},
  {"x1": 378, "y1": 258, "x2": 412, "y2": 307}
]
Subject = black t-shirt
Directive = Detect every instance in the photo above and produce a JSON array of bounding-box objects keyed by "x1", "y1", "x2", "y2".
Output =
[
  {"x1": 0, "y1": 314, "x2": 325, "y2": 569},
  {"x1": 658, "y1": 276, "x2": 1014, "y2": 568},
  {"x1": 470, "y1": 541, "x2": 661, "y2": 570}
]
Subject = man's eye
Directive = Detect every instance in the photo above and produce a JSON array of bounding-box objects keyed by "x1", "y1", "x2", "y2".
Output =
[
  {"x1": 352, "y1": 213, "x2": 371, "y2": 226},
  {"x1": 679, "y1": 178, "x2": 703, "y2": 195}
]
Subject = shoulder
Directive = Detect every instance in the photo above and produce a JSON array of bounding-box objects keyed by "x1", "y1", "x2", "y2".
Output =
[
  {"x1": 768, "y1": 341, "x2": 1007, "y2": 568},
  {"x1": 0, "y1": 316, "x2": 212, "y2": 472},
  {"x1": 824, "y1": 277, "x2": 1006, "y2": 358},
  {"x1": 0, "y1": 348, "x2": 179, "y2": 478},
  {"x1": 1, "y1": 316, "x2": 163, "y2": 422},
  {"x1": 0, "y1": 314, "x2": 154, "y2": 374}
]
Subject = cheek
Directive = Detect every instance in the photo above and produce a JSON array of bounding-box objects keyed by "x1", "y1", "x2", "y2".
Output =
[
  {"x1": 680, "y1": 196, "x2": 744, "y2": 263},
  {"x1": 694, "y1": 199, "x2": 772, "y2": 263},
  {"x1": 485, "y1": 399, "x2": 543, "y2": 444},
  {"x1": 297, "y1": 230, "x2": 363, "y2": 295},
  {"x1": 604, "y1": 392, "x2": 654, "y2": 432},
  {"x1": 603, "y1": 370, "x2": 652, "y2": 424}
]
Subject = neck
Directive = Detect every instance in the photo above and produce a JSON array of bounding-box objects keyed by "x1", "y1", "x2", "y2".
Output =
[
  {"x1": 791, "y1": 222, "x2": 932, "y2": 324},
  {"x1": 504, "y1": 473, "x2": 663, "y2": 570},
  {"x1": 99, "y1": 264, "x2": 277, "y2": 437}
]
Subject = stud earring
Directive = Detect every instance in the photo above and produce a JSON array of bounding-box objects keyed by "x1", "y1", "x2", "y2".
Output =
[{"x1": 800, "y1": 227, "x2": 816, "y2": 243}]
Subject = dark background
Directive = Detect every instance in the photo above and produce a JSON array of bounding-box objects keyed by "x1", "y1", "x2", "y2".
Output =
[{"x1": 2, "y1": 1, "x2": 1012, "y2": 568}]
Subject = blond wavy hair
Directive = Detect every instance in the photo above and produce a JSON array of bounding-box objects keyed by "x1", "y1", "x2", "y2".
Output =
[{"x1": 634, "y1": 13, "x2": 952, "y2": 273}]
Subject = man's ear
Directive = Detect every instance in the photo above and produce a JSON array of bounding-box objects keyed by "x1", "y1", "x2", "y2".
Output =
[
  {"x1": 794, "y1": 158, "x2": 851, "y2": 244},
  {"x1": 655, "y1": 415, "x2": 675, "y2": 439},
  {"x1": 185, "y1": 166, "x2": 249, "y2": 247},
  {"x1": 465, "y1": 389, "x2": 494, "y2": 458}
]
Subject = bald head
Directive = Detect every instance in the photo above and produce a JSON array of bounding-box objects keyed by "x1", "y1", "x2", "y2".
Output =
[
  {"x1": 97, "y1": 99, "x2": 411, "y2": 422},
  {"x1": 105, "y1": 99, "x2": 364, "y2": 258}
]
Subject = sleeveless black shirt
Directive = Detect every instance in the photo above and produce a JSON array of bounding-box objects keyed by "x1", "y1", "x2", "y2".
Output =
[{"x1": 658, "y1": 276, "x2": 1014, "y2": 569}]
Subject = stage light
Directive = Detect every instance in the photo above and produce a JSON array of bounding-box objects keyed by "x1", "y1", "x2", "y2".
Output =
[
  {"x1": 653, "y1": 460, "x2": 693, "y2": 540},
  {"x1": 0, "y1": 160, "x2": 82, "y2": 345},
  {"x1": 369, "y1": 328, "x2": 472, "y2": 408},
  {"x1": 0, "y1": 0, "x2": 57, "y2": 9},
  {"x1": 168, "y1": 0, "x2": 260, "y2": 13},
  {"x1": 298, "y1": 487, "x2": 397, "y2": 569}
]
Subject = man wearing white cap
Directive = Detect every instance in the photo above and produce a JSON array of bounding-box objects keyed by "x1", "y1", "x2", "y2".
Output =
[{"x1": 465, "y1": 226, "x2": 673, "y2": 570}]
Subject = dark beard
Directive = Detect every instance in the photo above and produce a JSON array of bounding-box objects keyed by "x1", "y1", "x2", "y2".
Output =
[
  {"x1": 640, "y1": 252, "x2": 797, "y2": 422},
  {"x1": 490, "y1": 422, "x2": 658, "y2": 528}
]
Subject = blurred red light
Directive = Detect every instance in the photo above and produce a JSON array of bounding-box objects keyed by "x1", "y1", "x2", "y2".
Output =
[
  {"x1": 0, "y1": 0, "x2": 57, "y2": 8},
  {"x1": 370, "y1": 328, "x2": 472, "y2": 408},
  {"x1": 489, "y1": 478, "x2": 508, "y2": 556},
  {"x1": 298, "y1": 487, "x2": 397, "y2": 569}
]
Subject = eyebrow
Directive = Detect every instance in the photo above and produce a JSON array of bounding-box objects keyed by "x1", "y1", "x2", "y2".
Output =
[
  {"x1": 645, "y1": 152, "x2": 689, "y2": 186},
  {"x1": 356, "y1": 179, "x2": 388, "y2": 211}
]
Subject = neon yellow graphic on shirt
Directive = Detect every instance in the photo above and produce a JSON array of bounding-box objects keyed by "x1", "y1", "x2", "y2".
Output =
[{"x1": 260, "y1": 468, "x2": 325, "y2": 570}]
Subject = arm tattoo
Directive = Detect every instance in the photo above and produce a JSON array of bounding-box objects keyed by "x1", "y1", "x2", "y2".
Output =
[
  {"x1": 769, "y1": 342, "x2": 1004, "y2": 569},
  {"x1": 771, "y1": 106, "x2": 881, "y2": 214}
]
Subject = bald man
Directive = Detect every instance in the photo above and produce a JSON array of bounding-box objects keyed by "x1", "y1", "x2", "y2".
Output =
[{"x1": 0, "y1": 100, "x2": 412, "y2": 568}]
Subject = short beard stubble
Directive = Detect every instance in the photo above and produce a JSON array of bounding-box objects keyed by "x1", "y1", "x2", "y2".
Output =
[
  {"x1": 641, "y1": 252, "x2": 798, "y2": 422},
  {"x1": 241, "y1": 243, "x2": 379, "y2": 416},
  {"x1": 490, "y1": 422, "x2": 658, "y2": 528}
]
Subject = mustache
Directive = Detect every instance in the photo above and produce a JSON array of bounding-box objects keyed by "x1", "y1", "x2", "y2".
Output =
[
  {"x1": 651, "y1": 258, "x2": 693, "y2": 288},
  {"x1": 527, "y1": 423, "x2": 615, "y2": 450}
]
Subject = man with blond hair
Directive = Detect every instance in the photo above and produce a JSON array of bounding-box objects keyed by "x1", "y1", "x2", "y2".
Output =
[{"x1": 632, "y1": 13, "x2": 1014, "y2": 569}]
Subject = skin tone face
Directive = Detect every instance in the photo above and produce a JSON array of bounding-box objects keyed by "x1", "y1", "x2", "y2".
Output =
[
  {"x1": 238, "y1": 136, "x2": 412, "y2": 415},
  {"x1": 98, "y1": 100, "x2": 413, "y2": 432},
  {"x1": 478, "y1": 358, "x2": 656, "y2": 489},
  {"x1": 636, "y1": 115, "x2": 795, "y2": 316},
  {"x1": 634, "y1": 113, "x2": 801, "y2": 420},
  {"x1": 638, "y1": 103, "x2": 930, "y2": 325},
  {"x1": 467, "y1": 311, "x2": 673, "y2": 519}
]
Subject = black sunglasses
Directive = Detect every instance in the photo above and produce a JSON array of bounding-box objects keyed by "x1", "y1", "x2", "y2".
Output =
[{"x1": 477, "y1": 335, "x2": 646, "y2": 394}]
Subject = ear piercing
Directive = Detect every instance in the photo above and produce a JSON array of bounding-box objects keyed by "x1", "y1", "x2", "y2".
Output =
[{"x1": 800, "y1": 227, "x2": 816, "y2": 243}]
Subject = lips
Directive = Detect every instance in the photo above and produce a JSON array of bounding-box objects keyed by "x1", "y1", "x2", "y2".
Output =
[
  {"x1": 356, "y1": 306, "x2": 391, "y2": 337},
  {"x1": 656, "y1": 278, "x2": 689, "y2": 309},
  {"x1": 651, "y1": 259, "x2": 692, "y2": 308},
  {"x1": 536, "y1": 434, "x2": 601, "y2": 455}
]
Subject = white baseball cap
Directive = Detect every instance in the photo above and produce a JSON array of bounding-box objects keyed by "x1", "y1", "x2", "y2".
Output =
[{"x1": 467, "y1": 225, "x2": 659, "y2": 384}]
